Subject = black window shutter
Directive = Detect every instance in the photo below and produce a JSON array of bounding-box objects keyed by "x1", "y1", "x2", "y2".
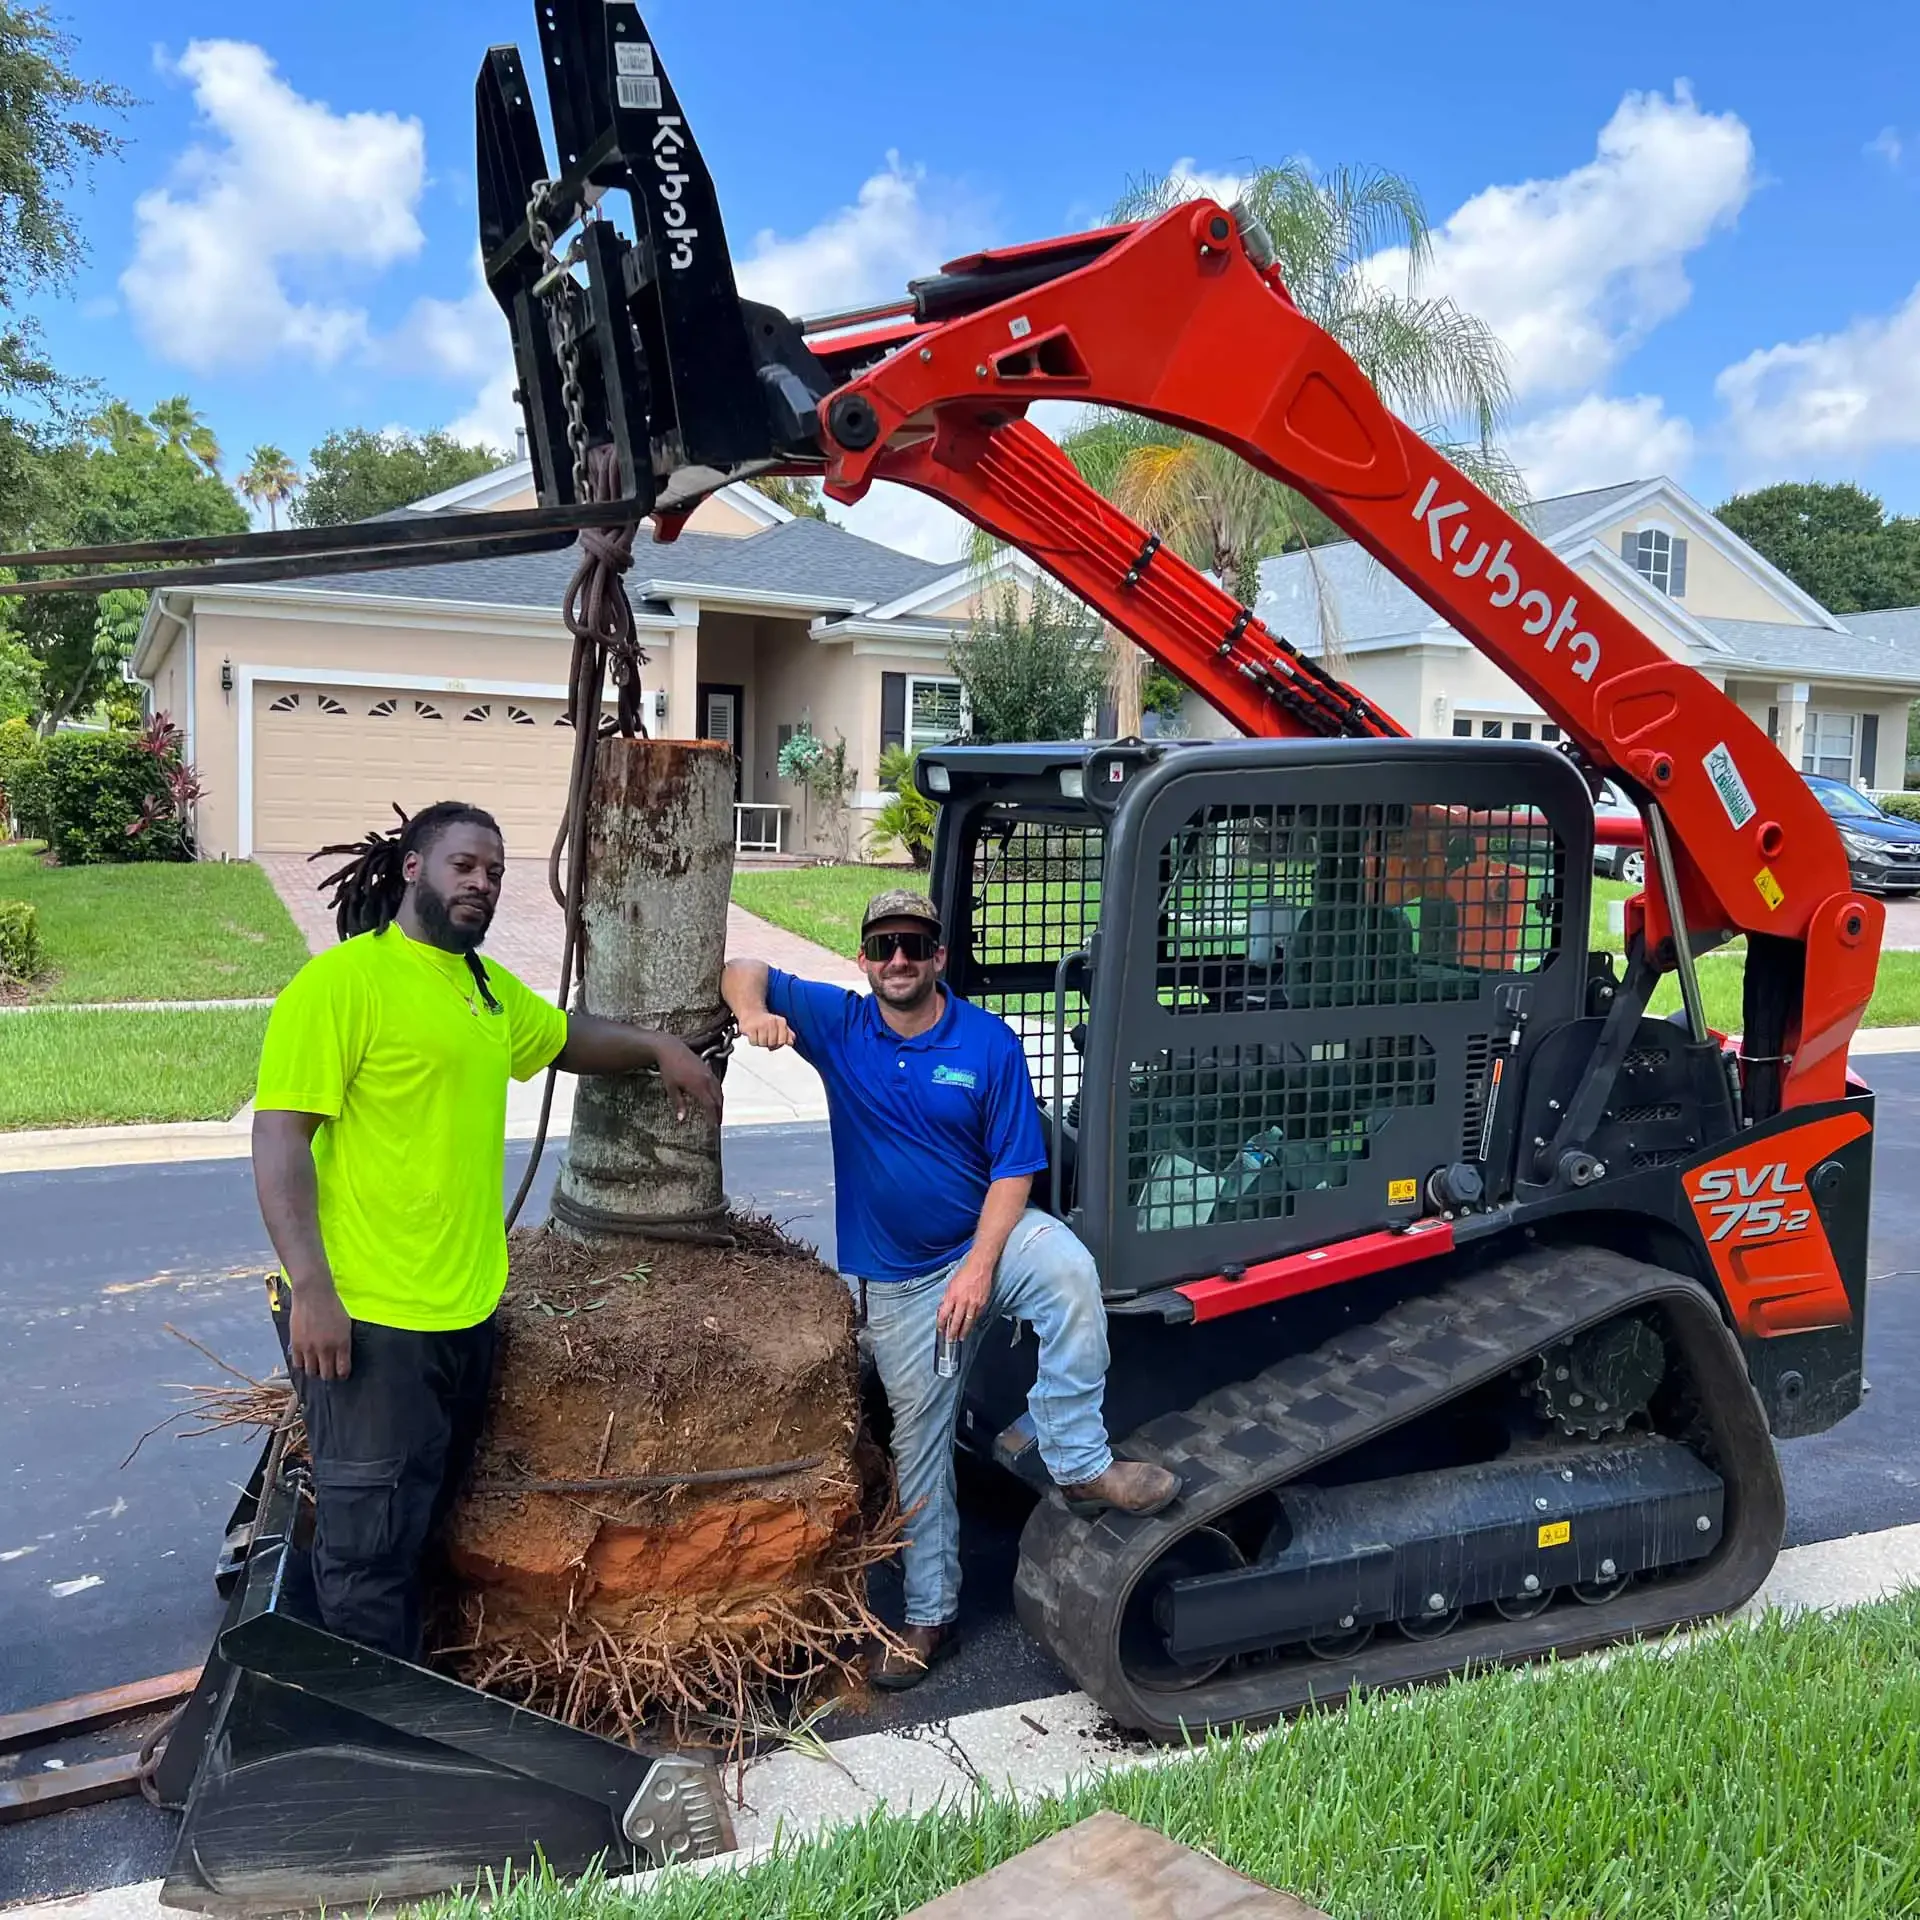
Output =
[
  {"x1": 1767, "y1": 705, "x2": 1779, "y2": 745},
  {"x1": 880, "y1": 672, "x2": 906, "y2": 754},
  {"x1": 1861, "y1": 712, "x2": 1879, "y2": 788},
  {"x1": 1669, "y1": 537, "x2": 1688, "y2": 598},
  {"x1": 1621, "y1": 530, "x2": 1639, "y2": 568}
]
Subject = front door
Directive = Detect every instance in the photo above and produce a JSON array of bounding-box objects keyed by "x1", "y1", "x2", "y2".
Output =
[{"x1": 697, "y1": 682, "x2": 744, "y2": 798}]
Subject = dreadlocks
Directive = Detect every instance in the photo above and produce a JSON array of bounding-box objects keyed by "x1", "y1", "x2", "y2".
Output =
[{"x1": 312, "y1": 801, "x2": 503, "y2": 1011}]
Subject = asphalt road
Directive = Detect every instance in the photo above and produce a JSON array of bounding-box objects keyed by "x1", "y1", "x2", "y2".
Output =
[{"x1": 8, "y1": 1065, "x2": 1920, "y2": 1903}]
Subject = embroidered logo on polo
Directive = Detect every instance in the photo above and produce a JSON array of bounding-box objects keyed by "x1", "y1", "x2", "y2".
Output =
[{"x1": 930, "y1": 1065, "x2": 978, "y2": 1089}]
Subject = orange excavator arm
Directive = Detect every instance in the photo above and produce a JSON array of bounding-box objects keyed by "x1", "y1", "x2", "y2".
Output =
[{"x1": 805, "y1": 202, "x2": 1879, "y2": 1116}]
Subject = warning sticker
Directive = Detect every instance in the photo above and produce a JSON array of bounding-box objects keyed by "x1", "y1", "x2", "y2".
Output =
[
  {"x1": 617, "y1": 74, "x2": 663, "y2": 110},
  {"x1": 1704, "y1": 742, "x2": 1756, "y2": 830},
  {"x1": 1755, "y1": 866, "x2": 1785, "y2": 911},
  {"x1": 1537, "y1": 1519, "x2": 1571, "y2": 1549},
  {"x1": 1388, "y1": 1177, "x2": 1418, "y2": 1204},
  {"x1": 615, "y1": 41, "x2": 656, "y2": 75}
]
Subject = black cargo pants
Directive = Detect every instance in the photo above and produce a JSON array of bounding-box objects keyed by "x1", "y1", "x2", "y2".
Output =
[{"x1": 271, "y1": 1287, "x2": 497, "y2": 1662}]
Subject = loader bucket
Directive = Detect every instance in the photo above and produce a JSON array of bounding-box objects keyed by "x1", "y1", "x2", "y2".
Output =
[{"x1": 152, "y1": 1439, "x2": 734, "y2": 1916}]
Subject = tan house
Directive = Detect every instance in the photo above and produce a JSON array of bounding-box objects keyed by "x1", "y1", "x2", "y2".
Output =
[
  {"x1": 1199, "y1": 477, "x2": 1920, "y2": 793},
  {"x1": 132, "y1": 460, "x2": 1022, "y2": 861}
]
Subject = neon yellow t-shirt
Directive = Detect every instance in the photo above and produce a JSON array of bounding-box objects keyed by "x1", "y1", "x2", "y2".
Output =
[{"x1": 254, "y1": 926, "x2": 568, "y2": 1331}]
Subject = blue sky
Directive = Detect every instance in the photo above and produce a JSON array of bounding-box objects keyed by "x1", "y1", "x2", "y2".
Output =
[{"x1": 42, "y1": 0, "x2": 1920, "y2": 558}]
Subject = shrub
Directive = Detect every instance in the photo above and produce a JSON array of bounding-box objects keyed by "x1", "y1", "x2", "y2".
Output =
[
  {"x1": 867, "y1": 745, "x2": 936, "y2": 868},
  {"x1": 1879, "y1": 792, "x2": 1920, "y2": 822},
  {"x1": 948, "y1": 582, "x2": 1108, "y2": 743},
  {"x1": 40, "y1": 715, "x2": 200, "y2": 866},
  {"x1": 1, "y1": 718, "x2": 49, "y2": 840},
  {"x1": 0, "y1": 899, "x2": 43, "y2": 984}
]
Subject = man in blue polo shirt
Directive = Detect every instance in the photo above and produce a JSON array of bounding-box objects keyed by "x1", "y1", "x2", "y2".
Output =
[{"x1": 723, "y1": 888, "x2": 1178, "y2": 1687}]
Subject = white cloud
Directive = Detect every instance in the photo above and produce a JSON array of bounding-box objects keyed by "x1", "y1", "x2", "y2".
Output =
[
  {"x1": 1372, "y1": 85, "x2": 1754, "y2": 401},
  {"x1": 733, "y1": 156, "x2": 976, "y2": 318},
  {"x1": 825, "y1": 487, "x2": 975, "y2": 566},
  {"x1": 121, "y1": 40, "x2": 425, "y2": 370},
  {"x1": 1869, "y1": 127, "x2": 1905, "y2": 169},
  {"x1": 1507, "y1": 394, "x2": 1695, "y2": 496},
  {"x1": 1716, "y1": 281, "x2": 1920, "y2": 472},
  {"x1": 1161, "y1": 158, "x2": 1251, "y2": 211}
]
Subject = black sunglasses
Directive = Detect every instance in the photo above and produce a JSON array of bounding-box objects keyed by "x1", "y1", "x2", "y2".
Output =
[{"x1": 862, "y1": 929, "x2": 939, "y2": 963}]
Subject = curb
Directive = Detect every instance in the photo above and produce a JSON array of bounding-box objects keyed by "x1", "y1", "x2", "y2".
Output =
[{"x1": 20, "y1": 1519, "x2": 1920, "y2": 1920}]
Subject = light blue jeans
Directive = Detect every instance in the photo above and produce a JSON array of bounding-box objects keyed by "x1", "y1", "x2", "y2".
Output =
[{"x1": 858, "y1": 1209, "x2": 1114, "y2": 1627}]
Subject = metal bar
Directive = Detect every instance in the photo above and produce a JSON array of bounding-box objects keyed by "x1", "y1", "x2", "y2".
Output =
[
  {"x1": 0, "y1": 528, "x2": 586, "y2": 598},
  {"x1": 797, "y1": 296, "x2": 917, "y2": 336},
  {"x1": 0, "y1": 1666, "x2": 201, "y2": 1753},
  {"x1": 1645, "y1": 801, "x2": 1711, "y2": 1045},
  {"x1": 0, "y1": 495, "x2": 650, "y2": 572},
  {"x1": 0, "y1": 1754, "x2": 143, "y2": 1824}
]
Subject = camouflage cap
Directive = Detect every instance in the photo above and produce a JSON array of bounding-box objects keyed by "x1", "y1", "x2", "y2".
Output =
[{"x1": 861, "y1": 888, "x2": 942, "y2": 936}]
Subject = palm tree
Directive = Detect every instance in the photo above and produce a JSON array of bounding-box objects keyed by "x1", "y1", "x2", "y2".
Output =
[
  {"x1": 1055, "y1": 162, "x2": 1523, "y2": 712},
  {"x1": 148, "y1": 395, "x2": 224, "y2": 476},
  {"x1": 238, "y1": 445, "x2": 301, "y2": 530},
  {"x1": 88, "y1": 400, "x2": 156, "y2": 453}
]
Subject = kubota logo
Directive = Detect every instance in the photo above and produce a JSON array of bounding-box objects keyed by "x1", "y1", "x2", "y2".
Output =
[
  {"x1": 652, "y1": 117, "x2": 698, "y2": 271},
  {"x1": 1410, "y1": 479, "x2": 1602, "y2": 684},
  {"x1": 1688, "y1": 1162, "x2": 1813, "y2": 1243}
]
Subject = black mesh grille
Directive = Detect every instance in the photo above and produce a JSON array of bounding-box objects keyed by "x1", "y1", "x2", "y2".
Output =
[
  {"x1": 965, "y1": 817, "x2": 1104, "y2": 1107},
  {"x1": 1127, "y1": 1035, "x2": 1436, "y2": 1233},
  {"x1": 1460, "y1": 1031, "x2": 1506, "y2": 1161},
  {"x1": 1152, "y1": 800, "x2": 1560, "y2": 1015},
  {"x1": 1612, "y1": 1101, "x2": 1684, "y2": 1126}
]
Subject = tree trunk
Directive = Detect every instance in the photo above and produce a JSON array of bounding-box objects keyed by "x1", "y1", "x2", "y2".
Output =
[
  {"x1": 552, "y1": 739, "x2": 735, "y2": 1247},
  {"x1": 1107, "y1": 623, "x2": 1144, "y2": 737}
]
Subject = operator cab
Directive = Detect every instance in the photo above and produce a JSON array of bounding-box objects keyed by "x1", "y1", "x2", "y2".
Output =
[{"x1": 918, "y1": 736, "x2": 1665, "y2": 1299}]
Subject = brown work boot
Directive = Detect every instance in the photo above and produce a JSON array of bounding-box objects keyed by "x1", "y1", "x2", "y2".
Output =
[
  {"x1": 1059, "y1": 1458, "x2": 1181, "y2": 1519},
  {"x1": 869, "y1": 1620, "x2": 960, "y2": 1692}
]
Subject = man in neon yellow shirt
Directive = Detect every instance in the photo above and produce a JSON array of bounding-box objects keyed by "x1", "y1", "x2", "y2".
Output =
[{"x1": 252, "y1": 800, "x2": 721, "y2": 1659}]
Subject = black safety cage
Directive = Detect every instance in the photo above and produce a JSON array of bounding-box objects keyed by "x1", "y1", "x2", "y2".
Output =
[{"x1": 926, "y1": 738, "x2": 1598, "y2": 1299}]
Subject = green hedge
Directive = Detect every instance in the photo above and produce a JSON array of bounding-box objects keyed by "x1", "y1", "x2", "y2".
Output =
[
  {"x1": 39, "y1": 730, "x2": 193, "y2": 866},
  {"x1": 1879, "y1": 792, "x2": 1920, "y2": 822},
  {"x1": 0, "y1": 898, "x2": 42, "y2": 983},
  {"x1": 0, "y1": 716, "x2": 43, "y2": 836}
]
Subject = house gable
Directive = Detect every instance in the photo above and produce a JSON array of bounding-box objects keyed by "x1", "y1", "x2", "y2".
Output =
[{"x1": 1550, "y1": 478, "x2": 1839, "y2": 631}]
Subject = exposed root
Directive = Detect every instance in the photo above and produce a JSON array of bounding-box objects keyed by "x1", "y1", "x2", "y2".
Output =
[
  {"x1": 122, "y1": 1364, "x2": 301, "y2": 1467},
  {"x1": 436, "y1": 1493, "x2": 909, "y2": 1768}
]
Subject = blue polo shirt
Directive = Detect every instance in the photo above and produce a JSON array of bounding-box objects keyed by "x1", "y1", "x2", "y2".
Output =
[{"x1": 764, "y1": 971, "x2": 1049, "y2": 1284}]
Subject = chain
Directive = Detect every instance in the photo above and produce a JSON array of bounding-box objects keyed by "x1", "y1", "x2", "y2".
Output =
[{"x1": 526, "y1": 179, "x2": 591, "y2": 502}]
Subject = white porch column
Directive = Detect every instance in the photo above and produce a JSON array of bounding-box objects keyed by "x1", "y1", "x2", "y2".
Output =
[{"x1": 1775, "y1": 681, "x2": 1810, "y2": 771}]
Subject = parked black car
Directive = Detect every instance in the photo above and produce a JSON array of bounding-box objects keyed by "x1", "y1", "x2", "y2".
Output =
[{"x1": 1805, "y1": 774, "x2": 1920, "y2": 895}]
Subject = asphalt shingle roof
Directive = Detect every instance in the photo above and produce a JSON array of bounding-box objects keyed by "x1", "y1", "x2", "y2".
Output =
[
  {"x1": 287, "y1": 514, "x2": 950, "y2": 615},
  {"x1": 1701, "y1": 616, "x2": 1920, "y2": 682},
  {"x1": 1254, "y1": 480, "x2": 1662, "y2": 648}
]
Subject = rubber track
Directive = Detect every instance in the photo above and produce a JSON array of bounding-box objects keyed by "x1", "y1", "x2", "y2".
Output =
[{"x1": 1014, "y1": 1246, "x2": 1785, "y2": 1738}]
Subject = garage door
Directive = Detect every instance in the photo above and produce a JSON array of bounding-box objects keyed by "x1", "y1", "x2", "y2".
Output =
[{"x1": 252, "y1": 686, "x2": 579, "y2": 856}]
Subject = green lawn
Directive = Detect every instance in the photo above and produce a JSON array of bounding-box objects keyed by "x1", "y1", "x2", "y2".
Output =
[
  {"x1": 734, "y1": 866, "x2": 1920, "y2": 1030},
  {"x1": 0, "y1": 842, "x2": 308, "y2": 1003},
  {"x1": 732, "y1": 864, "x2": 905, "y2": 958},
  {"x1": 0, "y1": 1006, "x2": 271, "y2": 1127},
  {"x1": 430, "y1": 1591, "x2": 1920, "y2": 1920}
]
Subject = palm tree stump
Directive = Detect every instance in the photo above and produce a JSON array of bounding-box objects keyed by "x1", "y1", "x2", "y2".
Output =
[{"x1": 552, "y1": 737, "x2": 735, "y2": 1245}]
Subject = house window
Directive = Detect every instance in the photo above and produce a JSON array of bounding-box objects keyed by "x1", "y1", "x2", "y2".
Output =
[
  {"x1": 462, "y1": 704, "x2": 492, "y2": 723},
  {"x1": 268, "y1": 692, "x2": 300, "y2": 712},
  {"x1": 1452, "y1": 718, "x2": 1472, "y2": 737},
  {"x1": 316, "y1": 694, "x2": 348, "y2": 716},
  {"x1": 1541, "y1": 724, "x2": 1561, "y2": 743},
  {"x1": 415, "y1": 700, "x2": 444, "y2": 721},
  {"x1": 1511, "y1": 721, "x2": 1533, "y2": 740},
  {"x1": 507, "y1": 705, "x2": 535, "y2": 725},
  {"x1": 1802, "y1": 710, "x2": 1857, "y2": 781},
  {"x1": 1480, "y1": 719, "x2": 1503, "y2": 738},
  {"x1": 368, "y1": 698, "x2": 398, "y2": 718},
  {"x1": 1622, "y1": 527, "x2": 1689, "y2": 598},
  {"x1": 906, "y1": 675, "x2": 965, "y2": 750}
]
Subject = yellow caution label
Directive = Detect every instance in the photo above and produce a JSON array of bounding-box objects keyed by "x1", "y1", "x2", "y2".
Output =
[
  {"x1": 1537, "y1": 1519, "x2": 1571, "y2": 1549},
  {"x1": 1754, "y1": 866, "x2": 1784, "y2": 911},
  {"x1": 1388, "y1": 1177, "x2": 1418, "y2": 1204}
]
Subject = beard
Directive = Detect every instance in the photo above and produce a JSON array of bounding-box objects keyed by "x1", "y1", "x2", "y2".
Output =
[
  {"x1": 413, "y1": 875, "x2": 494, "y2": 954},
  {"x1": 873, "y1": 966, "x2": 938, "y2": 1012}
]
